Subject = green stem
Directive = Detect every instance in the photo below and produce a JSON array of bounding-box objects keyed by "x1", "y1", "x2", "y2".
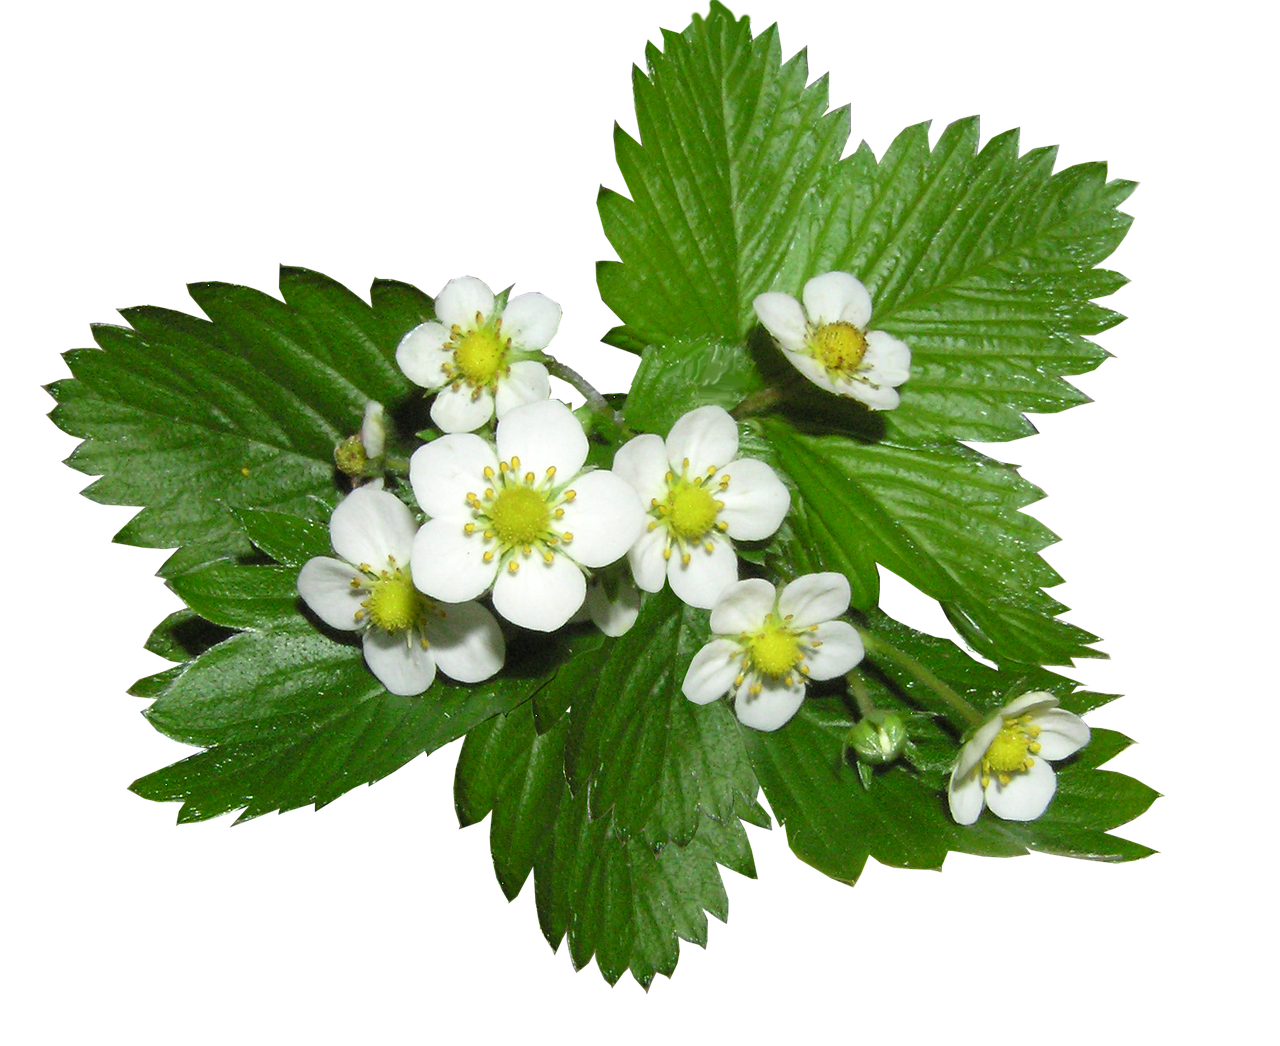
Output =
[
  {"x1": 857, "y1": 628, "x2": 984, "y2": 729},
  {"x1": 381, "y1": 455, "x2": 411, "y2": 474},
  {"x1": 541, "y1": 354, "x2": 620, "y2": 427},
  {"x1": 730, "y1": 385, "x2": 787, "y2": 419},
  {"x1": 731, "y1": 365, "x2": 812, "y2": 419},
  {"x1": 847, "y1": 671, "x2": 878, "y2": 719}
]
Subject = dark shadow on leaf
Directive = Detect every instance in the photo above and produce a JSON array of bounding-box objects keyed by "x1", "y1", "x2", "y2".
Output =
[
  {"x1": 502, "y1": 622, "x2": 609, "y2": 681},
  {"x1": 166, "y1": 606, "x2": 236, "y2": 655},
  {"x1": 388, "y1": 392, "x2": 432, "y2": 446}
]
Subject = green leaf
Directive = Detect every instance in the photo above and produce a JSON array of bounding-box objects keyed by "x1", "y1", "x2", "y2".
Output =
[
  {"x1": 231, "y1": 507, "x2": 332, "y2": 567},
  {"x1": 809, "y1": 119, "x2": 1133, "y2": 444},
  {"x1": 623, "y1": 337, "x2": 764, "y2": 433},
  {"x1": 530, "y1": 632, "x2": 608, "y2": 735},
  {"x1": 47, "y1": 268, "x2": 427, "y2": 576},
  {"x1": 598, "y1": 2, "x2": 849, "y2": 350},
  {"x1": 167, "y1": 563, "x2": 299, "y2": 631},
  {"x1": 541, "y1": 786, "x2": 752, "y2": 989},
  {"x1": 562, "y1": 589, "x2": 758, "y2": 848},
  {"x1": 142, "y1": 609, "x2": 230, "y2": 663},
  {"x1": 764, "y1": 419, "x2": 1097, "y2": 665},
  {"x1": 131, "y1": 562, "x2": 572, "y2": 822},
  {"x1": 456, "y1": 701, "x2": 578, "y2": 902},
  {"x1": 599, "y1": 3, "x2": 1129, "y2": 450},
  {"x1": 455, "y1": 699, "x2": 755, "y2": 989}
]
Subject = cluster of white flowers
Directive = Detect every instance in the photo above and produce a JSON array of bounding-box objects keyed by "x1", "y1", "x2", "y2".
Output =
[{"x1": 297, "y1": 269, "x2": 1088, "y2": 825}]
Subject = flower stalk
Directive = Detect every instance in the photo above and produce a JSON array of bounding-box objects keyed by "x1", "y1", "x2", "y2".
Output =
[
  {"x1": 541, "y1": 353, "x2": 621, "y2": 429},
  {"x1": 856, "y1": 627, "x2": 984, "y2": 729}
]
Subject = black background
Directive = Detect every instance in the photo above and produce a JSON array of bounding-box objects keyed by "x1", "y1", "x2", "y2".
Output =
[{"x1": 40, "y1": 0, "x2": 1167, "y2": 993}]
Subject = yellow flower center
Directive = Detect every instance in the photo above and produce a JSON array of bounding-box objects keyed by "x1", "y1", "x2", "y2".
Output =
[
  {"x1": 489, "y1": 484, "x2": 551, "y2": 546},
  {"x1": 980, "y1": 715, "x2": 1043, "y2": 787},
  {"x1": 666, "y1": 479, "x2": 719, "y2": 540},
  {"x1": 461, "y1": 456, "x2": 577, "y2": 575},
  {"x1": 749, "y1": 623, "x2": 803, "y2": 678},
  {"x1": 453, "y1": 326, "x2": 507, "y2": 386},
  {"x1": 808, "y1": 322, "x2": 867, "y2": 374},
  {"x1": 646, "y1": 459, "x2": 731, "y2": 566},
  {"x1": 365, "y1": 568, "x2": 422, "y2": 633}
]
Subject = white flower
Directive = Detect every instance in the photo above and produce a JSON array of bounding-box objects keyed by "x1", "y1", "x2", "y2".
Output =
[
  {"x1": 395, "y1": 276, "x2": 560, "y2": 433},
  {"x1": 297, "y1": 486, "x2": 505, "y2": 696},
  {"x1": 948, "y1": 692, "x2": 1091, "y2": 825},
  {"x1": 682, "y1": 573, "x2": 864, "y2": 732},
  {"x1": 409, "y1": 399, "x2": 646, "y2": 632},
  {"x1": 753, "y1": 271, "x2": 911, "y2": 410},
  {"x1": 613, "y1": 405, "x2": 790, "y2": 609}
]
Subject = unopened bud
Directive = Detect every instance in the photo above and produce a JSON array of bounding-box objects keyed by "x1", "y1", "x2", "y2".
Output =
[
  {"x1": 845, "y1": 711, "x2": 907, "y2": 765},
  {"x1": 334, "y1": 435, "x2": 369, "y2": 476}
]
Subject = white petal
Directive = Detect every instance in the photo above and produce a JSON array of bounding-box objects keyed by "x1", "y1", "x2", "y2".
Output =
[
  {"x1": 863, "y1": 330, "x2": 912, "y2": 386},
  {"x1": 1002, "y1": 691, "x2": 1060, "y2": 718},
  {"x1": 1032, "y1": 709, "x2": 1092, "y2": 761},
  {"x1": 752, "y1": 292, "x2": 808, "y2": 351},
  {"x1": 776, "y1": 572, "x2": 851, "y2": 627},
  {"x1": 395, "y1": 321, "x2": 452, "y2": 389},
  {"x1": 362, "y1": 630, "x2": 437, "y2": 696},
  {"x1": 500, "y1": 292, "x2": 561, "y2": 350},
  {"x1": 422, "y1": 600, "x2": 506, "y2": 683},
  {"x1": 682, "y1": 639, "x2": 743, "y2": 704},
  {"x1": 557, "y1": 470, "x2": 645, "y2": 568},
  {"x1": 410, "y1": 517, "x2": 497, "y2": 603},
  {"x1": 435, "y1": 276, "x2": 495, "y2": 330},
  {"x1": 492, "y1": 553, "x2": 586, "y2": 632},
  {"x1": 802, "y1": 620, "x2": 864, "y2": 681},
  {"x1": 664, "y1": 405, "x2": 739, "y2": 474},
  {"x1": 848, "y1": 381, "x2": 900, "y2": 411},
  {"x1": 954, "y1": 716, "x2": 1004, "y2": 782},
  {"x1": 584, "y1": 576, "x2": 641, "y2": 637},
  {"x1": 494, "y1": 360, "x2": 551, "y2": 418},
  {"x1": 948, "y1": 769, "x2": 985, "y2": 826},
  {"x1": 708, "y1": 577, "x2": 776, "y2": 635},
  {"x1": 409, "y1": 433, "x2": 499, "y2": 521},
  {"x1": 717, "y1": 457, "x2": 790, "y2": 541},
  {"x1": 612, "y1": 433, "x2": 670, "y2": 506},
  {"x1": 330, "y1": 486, "x2": 417, "y2": 570},
  {"x1": 783, "y1": 349, "x2": 843, "y2": 395},
  {"x1": 668, "y1": 536, "x2": 738, "y2": 610},
  {"x1": 360, "y1": 401, "x2": 386, "y2": 459},
  {"x1": 985, "y1": 756, "x2": 1057, "y2": 821},
  {"x1": 627, "y1": 525, "x2": 668, "y2": 592},
  {"x1": 734, "y1": 675, "x2": 807, "y2": 732},
  {"x1": 803, "y1": 271, "x2": 871, "y2": 328},
  {"x1": 297, "y1": 556, "x2": 366, "y2": 631},
  {"x1": 496, "y1": 399, "x2": 588, "y2": 478},
  {"x1": 430, "y1": 384, "x2": 495, "y2": 433}
]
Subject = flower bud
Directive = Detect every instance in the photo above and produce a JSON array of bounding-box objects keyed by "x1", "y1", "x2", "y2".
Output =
[
  {"x1": 334, "y1": 435, "x2": 369, "y2": 476},
  {"x1": 845, "y1": 711, "x2": 908, "y2": 765}
]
